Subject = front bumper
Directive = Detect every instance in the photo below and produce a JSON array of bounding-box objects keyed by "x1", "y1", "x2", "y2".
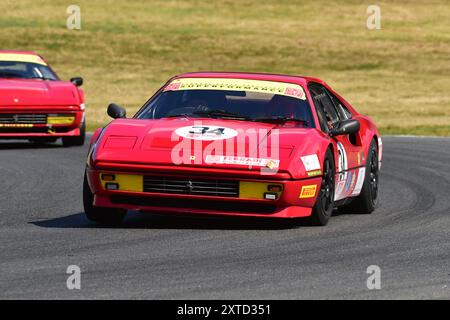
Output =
[
  {"x1": 0, "y1": 107, "x2": 84, "y2": 138},
  {"x1": 86, "y1": 166, "x2": 322, "y2": 219}
]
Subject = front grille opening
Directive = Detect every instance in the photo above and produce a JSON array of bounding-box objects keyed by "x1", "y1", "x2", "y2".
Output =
[
  {"x1": 143, "y1": 176, "x2": 239, "y2": 197},
  {"x1": 110, "y1": 196, "x2": 277, "y2": 214},
  {"x1": 0, "y1": 114, "x2": 47, "y2": 124}
]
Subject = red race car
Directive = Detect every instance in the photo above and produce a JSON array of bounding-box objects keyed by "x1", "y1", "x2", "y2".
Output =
[
  {"x1": 0, "y1": 51, "x2": 85, "y2": 146},
  {"x1": 84, "y1": 72, "x2": 382, "y2": 226}
]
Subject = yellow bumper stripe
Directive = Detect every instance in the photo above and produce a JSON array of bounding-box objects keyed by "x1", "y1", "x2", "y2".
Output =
[
  {"x1": 47, "y1": 116, "x2": 75, "y2": 125},
  {"x1": 239, "y1": 181, "x2": 283, "y2": 199},
  {"x1": 100, "y1": 174, "x2": 143, "y2": 192}
]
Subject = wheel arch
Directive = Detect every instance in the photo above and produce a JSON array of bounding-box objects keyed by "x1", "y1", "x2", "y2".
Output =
[
  {"x1": 372, "y1": 134, "x2": 379, "y2": 151},
  {"x1": 367, "y1": 134, "x2": 380, "y2": 165}
]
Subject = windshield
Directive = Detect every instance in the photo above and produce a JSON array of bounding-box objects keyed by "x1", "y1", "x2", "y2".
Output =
[
  {"x1": 0, "y1": 61, "x2": 59, "y2": 80},
  {"x1": 136, "y1": 78, "x2": 314, "y2": 127}
]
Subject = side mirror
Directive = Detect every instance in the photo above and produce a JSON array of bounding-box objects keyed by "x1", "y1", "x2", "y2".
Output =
[
  {"x1": 330, "y1": 119, "x2": 360, "y2": 136},
  {"x1": 70, "y1": 77, "x2": 83, "y2": 87},
  {"x1": 107, "y1": 103, "x2": 127, "y2": 119}
]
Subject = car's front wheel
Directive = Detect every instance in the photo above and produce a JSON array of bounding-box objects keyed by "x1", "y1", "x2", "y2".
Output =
[
  {"x1": 308, "y1": 148, "x2": 335, "y2": 226},
  {"x1": 83, "y1": 172, "x2": 126, "y2": 225}
]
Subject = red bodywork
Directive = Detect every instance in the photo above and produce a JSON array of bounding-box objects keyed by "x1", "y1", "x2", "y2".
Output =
[
  {"x1": 0, "y1": 51, "x2": 84, "y2": 139},
  {"x1": 86, "y1": 72, "x2": 381, "y2": 218}
]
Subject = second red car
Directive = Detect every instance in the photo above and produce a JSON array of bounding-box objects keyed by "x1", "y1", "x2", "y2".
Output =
[{"x1": 0, "y1": 51, "x2": 85, "y2": 146}]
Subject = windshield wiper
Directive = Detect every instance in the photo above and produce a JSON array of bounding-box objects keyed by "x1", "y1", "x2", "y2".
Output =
[
  {"x1": 165, "y1": 113, "x2": 190, "y2": 119},
  {"x1": 192, "y1": 109, "x2": 249, "y2": 120},
  {"x1": 164, "y1": 111, "x2": 308, "y2": 126},
  {"x1": 27, "y1": 76, "x2": 53, "y2": 80},
  {"x1": 251, "y1": 116, "x2": 309, "y2": 126}
]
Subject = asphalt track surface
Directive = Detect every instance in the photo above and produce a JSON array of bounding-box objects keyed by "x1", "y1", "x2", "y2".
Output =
[{"x1": 0, "y1": 136, "x2": 449, "y2": 299}]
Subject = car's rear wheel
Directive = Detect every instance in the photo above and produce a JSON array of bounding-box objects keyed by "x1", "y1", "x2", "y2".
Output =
[
  {"x1": 83, "y1": 172, "x2": 126, "y2": 225},
  {"x1": 63, "y1": 120, "x2": 86, "y2": 147},
  {"x1": 339, "y1": 139, "x2": 379, "y2": 214},
  {"x1": 308, "y1": 149, "x2": 335, "y2": 226}
]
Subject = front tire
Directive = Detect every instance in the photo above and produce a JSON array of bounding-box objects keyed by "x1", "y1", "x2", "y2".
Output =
[
  {"x1": 63, "y1": 120, "x2": 86, "y2": 147},
  {"x1": 308, "y1": 149, "x2": 335, "y2": 226},
  {"x1": 83, "y1": 172, "x2": 126, "y2": 225}
]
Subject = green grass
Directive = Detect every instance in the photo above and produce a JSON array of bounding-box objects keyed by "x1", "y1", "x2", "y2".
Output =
[{"x1": 0, "y1": 0, "x2": 449, "y2": 135}]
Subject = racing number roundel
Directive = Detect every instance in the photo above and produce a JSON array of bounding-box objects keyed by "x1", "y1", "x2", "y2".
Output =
[
  {"x1": 175, "y1": 125, "x2": 238, "y2": 141},
  {"x1": 337, "y1": 142, "x2": 348, "y2": 173}
]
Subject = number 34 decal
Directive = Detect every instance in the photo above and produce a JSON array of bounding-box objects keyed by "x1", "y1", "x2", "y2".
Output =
[{"x1": 176, "y1": 125, "x2": 238, "y2": 141}]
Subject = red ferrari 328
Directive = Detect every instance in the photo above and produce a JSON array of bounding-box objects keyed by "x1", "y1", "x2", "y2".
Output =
[
  {"x1": 0, "y1": 51, "x2": 85, "y2": 146},
  {"x1": 84, "y1": 72, "x2": 382, "y2": 226}
]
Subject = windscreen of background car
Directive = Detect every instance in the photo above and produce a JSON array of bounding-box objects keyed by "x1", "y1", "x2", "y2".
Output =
[
  {"x1": 137, "y1": 89, "x2": 315, "y2": 127},
  {"x1": 0, "y1": 61, "x2": 58, "y2": 80}
]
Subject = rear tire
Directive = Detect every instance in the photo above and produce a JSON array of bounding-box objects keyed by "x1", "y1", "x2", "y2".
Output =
[
  {"x1": 63, "y1": 120, "x2": 86, "y2": 147},
  {"x1": 339, "y1": 139, "x2": 379, "y2": 214},
  {"x1": 308, "y1": 149, "x2": 335, "y2": 226},
  {"x1": 83, "y1": 172, "x2": 126, "y2": 225}
]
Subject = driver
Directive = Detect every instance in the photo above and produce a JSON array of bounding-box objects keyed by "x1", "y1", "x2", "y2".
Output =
[{"x1": 266, "y1": 95, "x2": 307, "y2": 120}]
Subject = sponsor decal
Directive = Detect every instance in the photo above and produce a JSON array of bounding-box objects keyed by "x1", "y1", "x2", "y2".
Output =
[
  {"x1": 265, "y1": 159, "x2": 278, "y2": 170},
  {"x1": 205, "y1": 155, "x2": 279, "y2": 168},
  {"x1": 0, "y1": 53, "x2": 47, "y2": 66},
  {"x1": 301, "y1": 154, "x2": 321, "y2": 171},
  {"x1": 165, "y1": 81, "x2": 181, "y2": 91},
  {"x1": 299, "y1": 185, "x2": 317, "y2": 199},
  {"x1": 175, "y1": 125, "x2": 238, "y2": 141},
  {"x1": 0, "y1": 124, "x2": 34, "y2": 128},
  {"x1": 337, "y1": 141, "x2": 348, "y2": 173},
  {"x1": 334, "y1": 179, "x2": 347, "y2": 201},
  {"x1": 306, "y1": 169, "x2": 322, "y2": 177},
  {"x1": 344, "y1": 172, "x2": 352, "y2": 192},
  {"x1": 164, "y1": 78, "x2": 306, "y2": 100},
  {"x1": 284, "y1": 87, "x2": 305, "y2": 99},
  {"x1": 352, "y1": 168, "x2": 366, "y2": 195},
  {"x1": 334, "y1": 142, "x2": 349, "y2": 200},
  {"x1": 350, "y1": 171, "x2": 357, "y2": 191},
  {"x1": 378, "y1": 137, "x2": 383, "y2": 169}
]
